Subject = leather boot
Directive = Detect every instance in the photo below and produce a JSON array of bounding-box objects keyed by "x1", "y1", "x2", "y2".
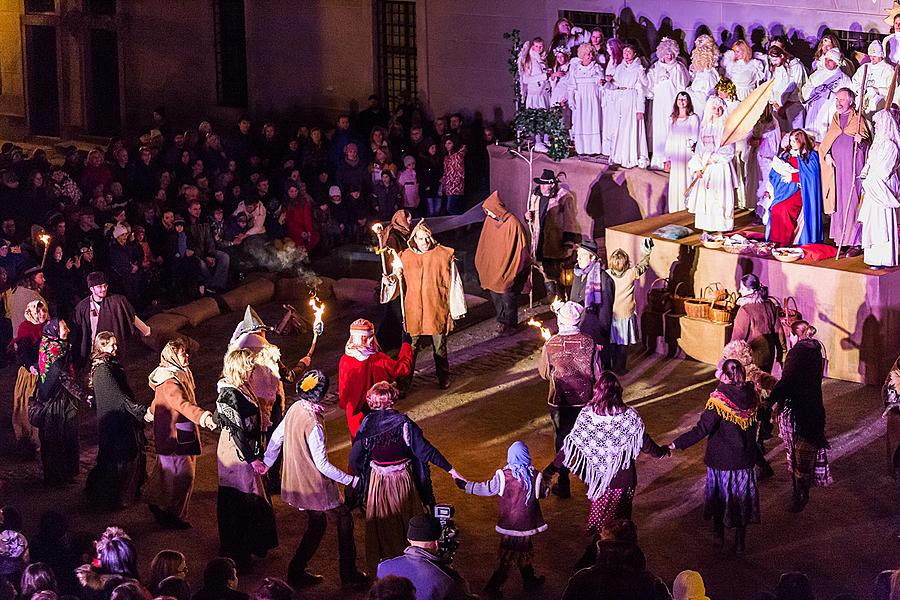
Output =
[
  {"x1": 520, "y1": 565, "x2": 546, "y2": 591},
  {"x1": 483, "y1": 565, "x2": 509, "y2": 598}
]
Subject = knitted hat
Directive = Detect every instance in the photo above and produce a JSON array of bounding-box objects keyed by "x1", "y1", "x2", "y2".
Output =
[
  {"x1": 869, "y1": 40, "x2": 885, "y2": 58},
  {"x1": 406, "y1": 514, "x2": 442, "y2": 542},
  {"x1": 824, "y1": 48, "x2": 842, "y2": 64},
  {"x1": 296, "y1": 369, "x2": 329, "y2": 404},
  {"x1": 86, "y1": 271, "x2": 107, "y2": 288},
  {"x1": 350, "y1": 319, "x2": 375, "y2": 335},
  {"x1": 672, "y1": 570, "x2": 710, "y2": 600},
  {"x1": 112, "y1": 223, "x2": 129, "y2": 239},
  {"x1": 556, "y1": 301, "x2": 585, "y2": 328},
  {"x1": 329, "y1": 185, "x2": 341, "y2": 197}
]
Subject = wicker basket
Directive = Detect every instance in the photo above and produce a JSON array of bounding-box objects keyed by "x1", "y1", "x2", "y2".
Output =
[
  {"x1": 710, "y1": 292, "x2": 737, "y2": 324},
  {"x1": 647, "y1": 278, "x2": 672, "y2": 313},
  {"x1": 672, "y1": 281, "x2": 691, "y2": 314},
  {"x1": 684, "y1": 284, "x2": 726, "y2": 320}
]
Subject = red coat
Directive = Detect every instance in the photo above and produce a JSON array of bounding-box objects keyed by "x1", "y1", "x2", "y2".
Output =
[
  {"x1": 338, "y1": 343, "x2": 413, "y2": 438},
  {"x1": 284, "y1": 202, "x2": 320, "y2": 251}
]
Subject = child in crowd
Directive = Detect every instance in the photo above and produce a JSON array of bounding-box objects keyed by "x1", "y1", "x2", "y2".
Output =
[
  {"x1": 456, "y1": 441, "x2": 547, "y2": 597},
  {"x1": 327, "y1": 185, "x2": 354, "y2": 245},
  {"x1": 397, "y1": 155, "x2": 420, "y2": 217},
  {"x1": 419, "y1": 141, "x2": 443, "y2": 217},
  {"x1": 605, "y1": 239, "x2": 653, "y2": 374}
]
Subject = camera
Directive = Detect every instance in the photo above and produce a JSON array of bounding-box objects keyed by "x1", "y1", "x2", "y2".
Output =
[{"x1": 433, "y1": 503, "x2": 459, "y2": 563}]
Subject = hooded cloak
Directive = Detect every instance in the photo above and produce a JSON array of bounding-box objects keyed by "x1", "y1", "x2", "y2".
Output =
[{"x1": 475, "y1": 192, "x2": 530, "y2": 294}]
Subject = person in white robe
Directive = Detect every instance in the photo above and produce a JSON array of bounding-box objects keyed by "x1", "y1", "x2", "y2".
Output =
[
  {"x1": 722, "y1": 40, "x2": 766, "y2": 100},
  {"x1": 549, "y1": 46, "x2": 573, "y2": 137},
  {"x1": 883, "y1": 14, "x2": 900, "y2": 65},
  {"x1": 567, "y1": 43, "x2": 605, "y2": 155},
  {"x1": 519, "y1": 37, "x2": 551, "y2": 151},
  {"x1": 767, "y1": 44, "x2": 807, "y2": 134},
  {"x1": 588, "y1": 28, "x2": 608, "y2": 69},
  {"x1": 688, "y1": 34, "x2": 721, "y2": 116},
  {"x1": 686, "y1": 97, "x2": 737, "y2": 232},
  {"x1": 811, "y1": 33, "x2": 854, "y2": 77},
  {"x1": 858, "y1": 109, "x2": 900, "y2": 268},
  {"x1": 746, "y1": 105, "x2": 782, "y2": 219},
  {"x1": 648, "y1": 37, "x2": 689, "y2": 169},
  {"x1": 852, "y1": 41, "x2": 895, "y2": 120},
  {"x1": 602, "y1": 39, "x2": 624, "y2": 153},
  {"x1": 665, "y1": 91, "x2": 700, "y2": 212},
  {"x1": 803, "y1": 48, "x2": 851, "y2": 143},
  {"x1": 606, "y1": 43, "x2": 650, "y2": 168}
]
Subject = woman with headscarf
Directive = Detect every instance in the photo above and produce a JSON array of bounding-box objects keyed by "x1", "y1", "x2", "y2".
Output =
[
  {"x1": 457, "y1": 441, "x2": 548, "y2": 596},
  {"x1": 10, "y1": 300, "x2": 47, "y2": 457},
  {"x1": 214, "y1": 348, "x2": 278, "y2": 571},
  {"x1": 730, "y1": 274, "x2": 784, "y2": 373},
  {"x1": 84, "y1": 332, "x2": 148, "y2": 510},
  {"x1": 768, "y1": 320, "x2": 832, "y2": 513},
  {"x1": 376, "y1": 210, "x2": 413, "y2": 350},
  {"x1": 145, "y1": 340, "x2": 216, "y2": 529},
  {"x1": 544, "y1": 372, "x2": 669, "y2": 569},
  {"x1": 671, "y1": 359, "x2": 760, "y2": 553},
  {"x1": 765, "y1": 128, "x2": 824, "y2": 246},
  {"x1": 349, "y1": 381, "x2": 464, "y2": 572},
  {"x1": 687, "y1": 96, "x2": 737, "y2": 233},
  {"x1": 29, "y1": 318, "x2": 86, "y2": 486}
]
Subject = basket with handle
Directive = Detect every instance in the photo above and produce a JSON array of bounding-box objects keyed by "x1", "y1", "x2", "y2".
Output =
[
  {"x1": 775, "y1": 296, "x2": 803, "y2": 348},
  {"x1": 710, "y1": 291, "x2": 738, "y2": 324},
  {"x1": 647, "y1": 277, "x2": 672, "y2": 313},
  {"x1": 672, "y1": 281, "x2": 690, "y2": 314},
  {"x1": 684, "y1": 284, "x2": 726, "y2": 320}
]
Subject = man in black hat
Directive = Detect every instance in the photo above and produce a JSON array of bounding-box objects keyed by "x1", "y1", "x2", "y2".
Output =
[
  {"x1": 563, "y1": 238, "x2": 615, "y2": 370},
  {"x1": 376, "y1": 514, "x2": 473, "y2": 600},
  {"x1": 261, "y1": 370, "x2": 369, "y2": 589},
  {"x1": 524, "y1": 169, "x2": 578, "y2": 297},
  {"x1": 7, "y1": 266, "x2": 45, "y2": 335},
  {"x1": 71, "y1": 271, "x2": 150, "y2": 368}
]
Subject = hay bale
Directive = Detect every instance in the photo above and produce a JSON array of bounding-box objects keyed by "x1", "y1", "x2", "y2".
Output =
[
  {"x1": 145, "y1": 312, "x2": 190, "y2": 334},
  {"x1": 221, "y1": 279, "x2": 275, "y2": 311},
  {"x1": 332, "y1": 278, "x2": 379, "y2": 305},
  {"x1": 168, "y1": 297, "x2": 220, "y2": 327},
  {"x1": 141, "y1": 331, "x2": 199, "y2": 353}
]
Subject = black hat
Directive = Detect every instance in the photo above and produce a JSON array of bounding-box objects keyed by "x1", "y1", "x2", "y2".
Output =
[
  {"x1": 576, "y1": 238, "x2": 600, "y2": 256},
  {"x1": 173, "y1": 216, "x2": 186, "y2": 225},
  {"x1": 406, "y1": 514, "x2": 442, "y2": 542},
  {"x1": 18, "y1": 265, "x2": 42, "y2": 282},
  {"x1": 533, "y1": 169, "x2": 559, "y2": 185},
  {"x1": 295, "y1": 369, "x2": 329, "y2": 403},
  {"x1": 86, "y1": 271, "x2": 107, "y2": 287}
]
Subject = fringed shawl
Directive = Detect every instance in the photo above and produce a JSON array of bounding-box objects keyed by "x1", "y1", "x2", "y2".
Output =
[
  {"x1": 562, "y1": 407, "x2": 645, "y2": 500},
  {"x1": 705, "y1": 390, "x2": 758, "y2": 430}
]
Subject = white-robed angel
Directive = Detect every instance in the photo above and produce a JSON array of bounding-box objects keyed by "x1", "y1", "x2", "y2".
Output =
[
  {"x1": 602, "y1": 39, "x2": 624, "y2": 152},
  {"x1": 665, "y1": 91, "x2": 700, "y2": 212},
  {"x1": 567, "y1": 43, "x2": 605, "y2": 155},
  {"x1": 688, "y1": 34, "x2": 721, "y2": 116},
  {"x1": 884, "y1": 13, "x2": 900, "y2": 66},
  {"x1": 722, "y1": 40, "x2": 766, "y2": 101},
  {"x1": 605, "y1": 42, "x2": 650, "y2": 168},
  {"x1": 519, "y1": 37, "x2": 552, "y2": 151},
  {"x1": 858, "y1": 110, "x2": 900, "y2": 268},
  {"x1": 767, "y1": 43, "x2": 807, "y2": 133},
  {"x1": 686, "y1": 97, "x2": 737, "y2": 233},
  {"x1": 802, "y1": 48, "x2": 851, "y2": 142},
  {"x1": 648, "y1": 37, "x2": 689, "y2": 169},
  {"x1": 548, "y1": 45, "x2": 573, "y2": 134},
  {"x1": 851, "y1": 41, "x2": 895, "y2": 120}
]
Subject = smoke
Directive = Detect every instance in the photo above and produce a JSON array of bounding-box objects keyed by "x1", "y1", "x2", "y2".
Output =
[{"x1": 245, "y1": 238, "x2": 322, "y2": 290}]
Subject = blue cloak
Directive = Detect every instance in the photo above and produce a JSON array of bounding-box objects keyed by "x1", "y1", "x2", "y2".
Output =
[{"x1": 766, "y1": 151, "x2": 823, "y2": 245}]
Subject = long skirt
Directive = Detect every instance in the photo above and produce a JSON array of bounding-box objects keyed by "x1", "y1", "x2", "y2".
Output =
[
  {"x1": 778, "y1": 409, "x2": 832, "y2": 487},
  {"x1": 587, "y1": 487, "x2": 635, "y2": 536},
  {"x1": 365, "y1": 461, "x2": 424, "y2": 570},
  {"x1": 704, "y1": 467, "x2": 760, "y2": 528},
  {"x1": 85, "y1": 451, "x2": 146, "y2": 509},
  {"x1": 12, "y1": 367, "x2": 38, "y2": 452},
  {"x1": 769, "y1": 192, "x2": 803, "y2": 246},
  {"x1": 144, "y1": 454, "x2": 195, "y2": 520}
]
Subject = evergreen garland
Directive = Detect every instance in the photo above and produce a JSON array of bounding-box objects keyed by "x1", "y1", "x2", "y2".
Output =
[{"x1": 503, "y1": 29, "x2": 524, "y2": 110}]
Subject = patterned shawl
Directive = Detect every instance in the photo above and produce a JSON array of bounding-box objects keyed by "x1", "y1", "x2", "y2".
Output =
[
  {"x1": 562, "y1": 407, "x2": 645, "y2": 500},
  {"x1": 706, "y1": 390, "x2": 758, "y2": 430},
  {"x1": 38, "y1": 318, "x2": 68, "y2": 384}
]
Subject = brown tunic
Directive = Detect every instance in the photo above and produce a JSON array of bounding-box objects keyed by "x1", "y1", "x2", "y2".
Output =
[
  {"x1": 399, "y1": 245, "x2": 455, "y2": 336},
  {"x1": 730, "y1": 300, "x2": 784, "y2": 372},
  {"x1": 280, "y1": 404, "x2": 343, "y2": 512}
]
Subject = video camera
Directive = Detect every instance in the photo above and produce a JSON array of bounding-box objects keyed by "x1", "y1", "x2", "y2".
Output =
[{"x1": 433, "y1": 503, "x2": 459, "y2": 563}]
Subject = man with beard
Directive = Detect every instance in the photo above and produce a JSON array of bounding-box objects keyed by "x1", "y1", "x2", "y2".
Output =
[{"x1": 7, "y1": 266, "x2": 46, "y2": 334}]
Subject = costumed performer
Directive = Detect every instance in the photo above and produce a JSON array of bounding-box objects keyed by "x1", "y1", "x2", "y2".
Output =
[
  {"x1": 649, "y1": 38, "x2": 690, "y2": 170},
  {"x1": 858, "y1": 109, "x2": 900, "y2": 268},
  {"x1": 687, "y1": 96, "x2": 737, "y2": 233},
  {"x1": 764, "y1": 129, "x2": 823, "y2": 246}
]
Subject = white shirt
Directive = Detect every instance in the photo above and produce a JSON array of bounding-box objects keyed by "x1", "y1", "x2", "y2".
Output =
[
  {"x1": 264, "y1": 413, "x2": 357, "y2": 487},
  {"x1": 234, "y1": 201, "x2": 267, "y2": 237}
]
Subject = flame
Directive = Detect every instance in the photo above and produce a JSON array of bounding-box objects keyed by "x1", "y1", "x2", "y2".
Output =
[
  {"x1": 308, "y1": 297, "x2": 325, "y2": 334},
  {"x1": 39, "y1": 234, "x2": 51, "y2": 245},
  {"x1": 371, "y1": 222, "x2": 384, "y2": 233},
  {"x1": 527, "y1": 318, "x2": 552, "y2": 342}
]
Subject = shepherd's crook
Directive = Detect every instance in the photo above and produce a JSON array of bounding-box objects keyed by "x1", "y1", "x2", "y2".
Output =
[{"x1": 836, "y1": 64, "x2": 868, "y2": 260}]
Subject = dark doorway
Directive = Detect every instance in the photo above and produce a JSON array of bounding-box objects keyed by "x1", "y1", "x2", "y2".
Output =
[
  {"x1": 24, "y1": 24, "x2": 60, "y2": 136},
  {"x1": 87, "y1": 28, "x2": 121, "y2": 136}
]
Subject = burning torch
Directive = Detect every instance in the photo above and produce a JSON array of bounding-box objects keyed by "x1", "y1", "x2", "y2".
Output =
[
  {"x1": 39, "y1": 233, "x2": 51, "y2": 269},
  {"x1": 527, "y1": 318, "x2": 552, "y2": 342}
]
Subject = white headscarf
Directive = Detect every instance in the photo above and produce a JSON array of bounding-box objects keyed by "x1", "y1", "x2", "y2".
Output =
[
  {"x1": 700, "y1": 97, "x2": 727, "y2": 146},
  {"x1": 873, "y1": 109, "x2": 900, "y2": 145}
]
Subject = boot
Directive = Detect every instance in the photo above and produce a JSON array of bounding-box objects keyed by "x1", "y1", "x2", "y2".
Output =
[
  {"x1": 483, "y1": 565, "x2": 509, "y2": 598},
  {"x1": 788, "y1": 480, "x2": 810, "y2": 513},
  {"x1": 520, "y1": 565, "x2": 546, "y2": 591},
  {"x1": 552, "y1": 472, "x2": 571, "y2": 498},
  {"x1": 734, "y1": 526, "x2": 746, "y2": 554}
]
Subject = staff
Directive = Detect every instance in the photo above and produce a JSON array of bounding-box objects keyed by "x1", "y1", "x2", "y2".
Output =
[{"x1": 836, "y1": 64, "x2": 868, "y2": 259}]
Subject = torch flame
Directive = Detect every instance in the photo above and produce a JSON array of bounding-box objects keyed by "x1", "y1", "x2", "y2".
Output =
[
  {"x1": 308, "y1": 297, "x2": 325, "y2": 335},
  {"x1": 39, "y1": 234, "x2": 51, "y2": 245},
  {"x1": 527, "y1": 318, "x2": 552, "y2": 342}
]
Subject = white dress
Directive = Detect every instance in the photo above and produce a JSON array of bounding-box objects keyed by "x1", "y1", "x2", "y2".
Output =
[
  {"x1": 688, "y1": 68, "x2": 719, "y2": 116},
  {"x1": 722, "y1": 51, "x2": 766, "y2": 100},
  {"x1": 566, "y1": 61, "x2": 604, "y2": 155},
  {"x1": 648, "y1": 60, "x2": 689, "y2": 169},
  {"x1": 859, "y1": 137, "x2": 900, "y2": 267},
  {"x1": 802, "y1": 66, "x2": 851, "y2": 142},
  {"x1": 606, "y1": 59, "x2": 649, "y2": 168},
  {"x1": 851, "y1": 60, "x2": 895, "y2": 119},
  {"x1": 687, "y1": 121, "x2": 737, "y2": 232},
  {"x1": 884, "y1": 33, "x2": 900, "y2": 66},
  {"x1": 665, "y1": 114, "x2": 700, "y2": 212},
  {"x1": 549, "y1": 63, "x2": 572, "y2": 133},
  {"x1": 520, "y1": 49, "x2": 551, "y2": 110},
  {"x1": 601, "y1": 60, "x2": 621, "y2": 152}
]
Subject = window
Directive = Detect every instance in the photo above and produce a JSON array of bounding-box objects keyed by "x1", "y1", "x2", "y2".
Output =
[
  {"x1": 24, "y1": 0, "x2": 56, "y2": 14},
  {"x1": 558, "y1": 10, "x2": 616, "y2": 42},
  {"x1": 86, "y1": 0, "x2": 117, "y2": 16},
  {"x1": 829, "y1": 28, "x2": 882, "y2": 56},
  {"x1": 375, "y1": 0, "x2": 417, "y2": 111},
  {"x1": 214, "y1": 0, "x2": 248, "y2": 107}
]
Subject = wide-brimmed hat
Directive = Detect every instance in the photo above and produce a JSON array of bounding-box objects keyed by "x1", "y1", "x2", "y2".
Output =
[
  {"x1": 575, "y1": 238, "x2": 600, "y2": 257},
  {"x1": 533, "y1": 169, "x2": 559, "y2": 185}
]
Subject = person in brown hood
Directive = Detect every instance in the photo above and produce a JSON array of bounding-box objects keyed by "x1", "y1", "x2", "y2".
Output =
[
  {"x1": 394, "y1": 220, "x2": 466, "y2": 389},
  {"x1": 475, "y1": 191, "x2": 530, "y2": 336},
  {"x1": 144, "y1": 340, "x2": 216, "y2": 529},
  {"x1": 376, "y1": 210, "x2": 412, "y2": 350}
]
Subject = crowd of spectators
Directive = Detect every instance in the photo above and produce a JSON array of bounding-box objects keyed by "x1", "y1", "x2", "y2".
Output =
[{"x1": 0, "y1": 507, "x2": 895, "y2": 600}]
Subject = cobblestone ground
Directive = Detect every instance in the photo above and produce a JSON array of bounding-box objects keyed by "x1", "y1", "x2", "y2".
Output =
[{"x1": 0, "y1": 293, "x2": 895, "y2": 600}]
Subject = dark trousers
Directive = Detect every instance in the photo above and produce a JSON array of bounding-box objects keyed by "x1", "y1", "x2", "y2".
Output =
[
  {"x1": 288, "y1": 505, "x2": 357, "y2": 580},
  {"x1": 489, "y1": 290, "x2": 519, "y2": 327},
  {"x1": 376, "y1": 297, "x2": 404, "y2": 350},
  {"x1": 550, "y1": 406, "x2": 581, "y2": 486},
  {"x1": 410, "y1": 333, "x2": 450, "y2": 385}
]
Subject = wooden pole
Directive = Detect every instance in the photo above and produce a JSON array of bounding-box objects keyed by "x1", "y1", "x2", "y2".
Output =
[{"x1": 836, "y1": 64, "x2": 868, "y2": 260}]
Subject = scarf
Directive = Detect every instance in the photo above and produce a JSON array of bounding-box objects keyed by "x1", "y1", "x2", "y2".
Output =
[
  {"x1": 148, "y1": 346, "x2": 197, "y2": 406},
  {"x1": 38, "y1": 319, "x2": 68, "y2": 384},
  {"x1": 344, "y1": 333, "x2": 379, "y2": 361},
  {"x1": 562, "y1": 407, "x2": 645, "y2": 500},
  {"x1": 505, "y1": 441, "x2": 536, "y2": 505},
  {"x1": 705, "y1": 390, "x2": 758, "y2": 430},
  {"x1": 575, "y1": 261, "x2": 605, "y2": 308},
  {"x1": 24, "y1": 300, "x2": 45, "y2": 325}
]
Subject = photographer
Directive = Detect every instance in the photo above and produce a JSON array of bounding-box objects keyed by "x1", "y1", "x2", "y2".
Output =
[{"x1": 376, "y1": 514, "x2": 475, "y2": 600}]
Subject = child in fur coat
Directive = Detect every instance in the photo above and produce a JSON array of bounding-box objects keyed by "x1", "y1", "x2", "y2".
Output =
[{"x1": 455, "y1": 441, "x2": 548, "y2": 597}]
